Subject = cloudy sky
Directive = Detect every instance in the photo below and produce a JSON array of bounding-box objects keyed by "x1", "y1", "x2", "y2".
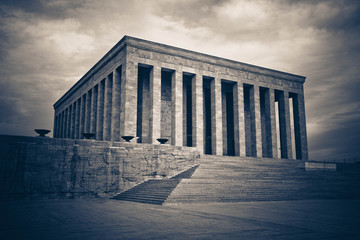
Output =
[{"x1": 0, "y1": 0, "x2": 359, "y2": 160}]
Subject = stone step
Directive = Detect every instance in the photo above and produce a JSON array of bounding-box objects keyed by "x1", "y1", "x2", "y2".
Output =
[
  {"x1": 114, "y1": 197, "x2": 163, "y2": 205},
  {"x1": 113, "y1": 194, "x2": 168, "y2": 201},
  {"x1": 117, "y1": 190, "x2": 175, "y2": 197},
  {"x1": 171, "y1": 165, "x2": 199, "y2": 179},
  {"x1": 111, "y1": 165, "x2": 199, "y2": 205},
  {"x1": 165, "y1": 155, "x2": 360, "y2": 204}
]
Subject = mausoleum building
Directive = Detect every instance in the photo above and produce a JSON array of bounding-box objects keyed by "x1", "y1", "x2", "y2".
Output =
[{"x1": 53, "y1": 36, "x2": 308, "y2": 160}]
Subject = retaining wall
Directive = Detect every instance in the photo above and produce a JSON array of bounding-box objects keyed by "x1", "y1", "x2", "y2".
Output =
[{"x1": 0, "y1": 135, "x2": 200, "y2": 199}]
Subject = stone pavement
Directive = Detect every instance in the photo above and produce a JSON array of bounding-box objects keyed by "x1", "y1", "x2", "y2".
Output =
[{"x1": 1, "y1": 199, "x2": 359, "y2": 240}]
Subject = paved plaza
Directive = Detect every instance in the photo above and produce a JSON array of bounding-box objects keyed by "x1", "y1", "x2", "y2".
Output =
[{"x1": 1, "y1": 199, "x2": 359, "y2": 240}]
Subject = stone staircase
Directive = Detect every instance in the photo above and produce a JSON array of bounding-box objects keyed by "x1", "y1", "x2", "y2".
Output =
[
  {"x1": 165, "y1": 155, "x2": 360, "y2": 204},
  {"x1": 111, "y1": 165, "x2": 199, "y2": 205},
  {"x1": 112, "y1": 155, "x2": 360, "y2": 205}
]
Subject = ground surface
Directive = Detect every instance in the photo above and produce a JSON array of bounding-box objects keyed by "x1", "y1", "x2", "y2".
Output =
[{"x1": 1, "y1": 199, "x2": 359, "y2": 240}]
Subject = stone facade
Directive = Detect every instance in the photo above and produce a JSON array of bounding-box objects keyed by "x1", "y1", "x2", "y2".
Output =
[
  {"x1": 0, "y1": 135, "x2": 199, "y2": 198},
  {"x1": 53, "y1": 36, "x2": 308, "y2": 160}
]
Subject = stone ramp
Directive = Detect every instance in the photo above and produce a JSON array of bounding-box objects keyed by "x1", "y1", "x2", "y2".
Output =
[
  {"x1": 165, "y1": 156, "x2": 360, "y2": 204},
  {"x1": 111, "y1": 165, "x2": 199, "y2": 205}
]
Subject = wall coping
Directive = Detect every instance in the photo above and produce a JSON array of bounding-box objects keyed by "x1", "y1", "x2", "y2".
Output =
[{"x1": 0, "y1": 135, "x2": 200, "y2": 153}]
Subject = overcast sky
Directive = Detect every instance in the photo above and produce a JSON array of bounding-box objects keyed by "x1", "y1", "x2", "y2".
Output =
[{"x1": 0, "y1": 0, "x2": 359, "y2": 160}]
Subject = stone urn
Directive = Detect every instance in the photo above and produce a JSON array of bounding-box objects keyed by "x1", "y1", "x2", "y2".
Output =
[
  {"x1": 157, "y1": 138, "x2": 168, "y2": 144},
  {"x1": 34, "y1": 129, "x2": 51, "y2": 137},
  {"x1": 82, "y1": 132, "x2": 95, "y2": 139},
  {"x1": 121, "y1": 136, "x2": 134, "y2": 142}
]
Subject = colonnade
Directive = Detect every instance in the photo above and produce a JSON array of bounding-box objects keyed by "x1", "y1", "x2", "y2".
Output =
[{"x1": 54, "y1": 62, "x2": 308, "y2": 160}]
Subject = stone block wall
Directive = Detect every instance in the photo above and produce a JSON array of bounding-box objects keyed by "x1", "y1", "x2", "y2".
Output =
[{"x1": 0, "y1": 135, "x2": 199, "y2": 199}]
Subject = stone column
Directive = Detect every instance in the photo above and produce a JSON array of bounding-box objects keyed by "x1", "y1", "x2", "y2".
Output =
[
  {"x1": 120, "y1": 60, "x2": 137, "y2": 137},
  {"x1": 192, "y1": 72, "x2": 204, "y2": 153},
  {"x1": 269, "y1": 89, "x2": 278, "y2": 158},
  {"x1": 103, "y1": 74, "x2": 112, "y2": 141},
  {"x1": 96, "y1": 80, "x2": 105, "y2": 140},
  {"x1": 56, "y1": 114, "x2": 60, "y2": 138},
  {"x1": 293, "y1": 93, "x2": 308, "y2": 160},
  {"x1": 149, "y1": 65, "x2": 161, "y2": 144},
  {"x1": 65, "y1": 109, "x2": 68, "y2": 138},
  {"x1": 221, "y1": 87, "x2": 227, "y2": 155},
  {"x1": 233, "y1": 82, "x2": 246, "y2": 156},
  {"x1": 58, "y1": 114, "x2": 61, "y2": 138},
  {"x1": 66, "y1": 106, "x2": 70, "y2": 138},
  {"x1": 111, "y1": 68, "x2": 121, "y2": 141},
  {"x1": 55, "y1": 114, "x2": 59, "y2": 138},
  {"x1": 58, "y1": 114, "x2": 62, "y2": 138},
  {"x1": 211, "y1": 76, "x2": 223, "y2": 155},
  {"x1": 278, "y1": 91, "x2": 292, "y2": 159},
  {"x1": 75, "y1": 99, "x2": 80, "y2": 139},
  {"x1": 238, "y1": 83, "x2": 246, "y2": 157},
  {"x1": 233, "y1": 84, "x2": 239, "y2": 156},
  {"x1": 60, "y1": 112, "x2": 63, "y2": 138},
  {"x1": 67, "y1": 106, "x2": 71, "y2": 138},
  {"x1": 66, "y1": 107, "x2": 70, "y2": 138},
  {"x1": 62, "y1": 110, "x2": 66, "y2": 138},
  {"x1": 71, "y1": 102, "x2": 76, "y2": 138},
  {"x1": 140, "y1": 69, "x2": 150, "y2": 143},
  {"x1": 53, "y1": 114, "x2": 57, "y2": 138},
  {"x1": 69, "y1": 104, "x2": 73, "y2": 138},
  {"x1": 182, "y1": 78, "x2": 188, "y2": 146},
  {"x1": 172, "y1": 69, "x2": 183, "y2": 146},
  {"x1": 59, "y1": 114, "x2": 62, "y2": 138},
  {"x1": 63, "y1": 110, "x2": 67, "y2": 138},
  {"x1": 284, "y1": 91, "x2": 293, "y2": 159},
  {"x1": 85, "y1": 89, "x2": 92, "y2": 134},
  {"x1": 64, "y1": 107, "x2": 68, "y2": 138},
  {"x1": 244, "y1": 85, "x2": 256, "y2": 157},
  {"x1": 254, "y1": 85, "x2": 263, "y2": 158},
  {"x1": 90, "y1": 86, "x2": 98, "y2": 136},
  {"x1": 261, "y1": 88, "x2": 273, "y2": 158},
  {"x1": 54, "y1": 113, "x2": 58, "y2": 138},
  {"x1": 80, "y1": 94, "x2": 86, "y2": 138}
]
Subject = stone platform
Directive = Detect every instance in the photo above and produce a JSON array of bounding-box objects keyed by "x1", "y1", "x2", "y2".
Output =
[
  {"x1": 1, "y1": 135, "x2": 359, "y2": 203},
  {"x1": 0, "y1": 135, "x2": 199, "y2": 199}
]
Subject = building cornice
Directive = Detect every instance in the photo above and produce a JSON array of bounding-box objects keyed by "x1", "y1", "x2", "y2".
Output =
[
  {"x1": 125, "y1": 36, "x2": 306, "y2": 83},
  {"x1": 54, "y1": 35, "x2": 306, "y2": 109}
]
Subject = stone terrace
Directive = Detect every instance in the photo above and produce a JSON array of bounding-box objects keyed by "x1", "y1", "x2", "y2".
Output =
[{"x1": 0, "y1": 135, "x2": 199, "y2": 199}]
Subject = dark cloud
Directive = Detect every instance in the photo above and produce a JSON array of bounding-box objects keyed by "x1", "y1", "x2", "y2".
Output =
[
  {"x1": 286, "y1": 0, "x2": 360, "y2": 30},
  {"x1": 0, "y1": 0, "x2": 157, "y2": 137},
  {"x1": 1, "y1": 0, "x2": 84, "y2": 18},
  {"x1": 309, "y1": 114, "x2": 360, "y2": 160},
  {"x1": 1, "y1": 0, "x2": 44, "y2": 12}
]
